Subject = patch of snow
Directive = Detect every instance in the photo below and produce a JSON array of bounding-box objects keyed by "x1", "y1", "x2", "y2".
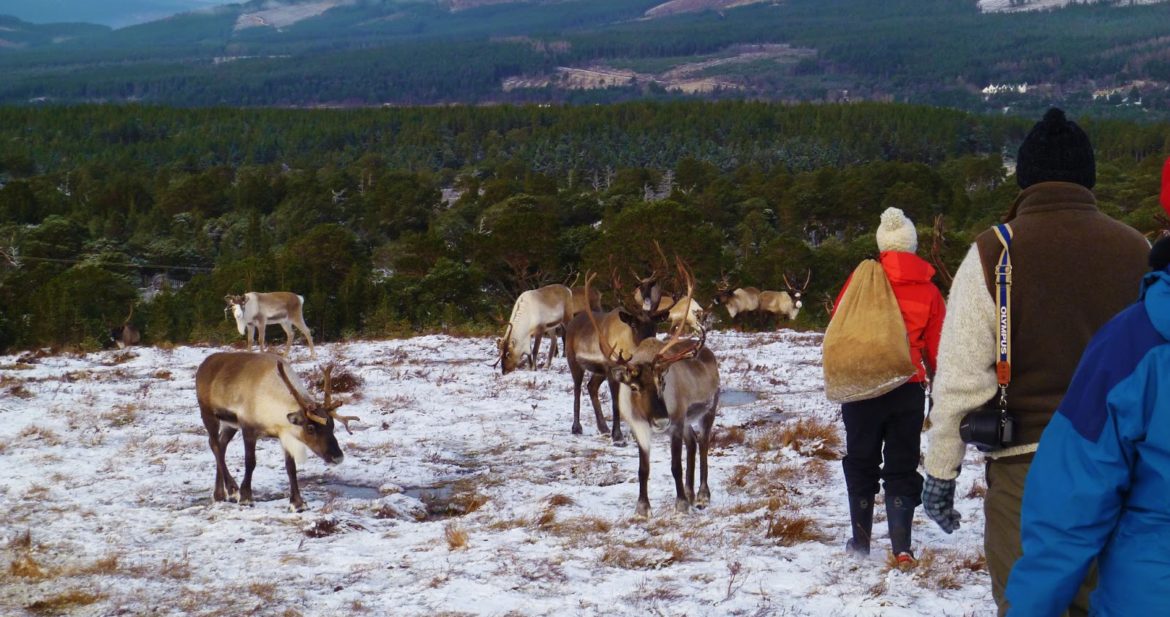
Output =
[
  {"x1": 234, "y1": 0, "x2": 352, "y2": 31},
  {"x1": 978, "y1": 0, "x2": 1168, "y2": 13},
  {"x1": 0, "y1": 331, "x2": 997, "y2": 615}
]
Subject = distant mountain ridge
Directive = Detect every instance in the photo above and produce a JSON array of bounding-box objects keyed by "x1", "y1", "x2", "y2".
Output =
[{"x1": 0, "y1": 0, "x2": 1168, "y2": 120}]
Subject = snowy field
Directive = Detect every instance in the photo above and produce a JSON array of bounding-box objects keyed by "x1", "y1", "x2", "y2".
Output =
[{"x1": 0, "y1": 331, "x2": 996, "y2": 616}]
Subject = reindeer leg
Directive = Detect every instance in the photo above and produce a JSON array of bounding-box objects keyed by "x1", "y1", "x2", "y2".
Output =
[
  {"x1": 671, "y1": 429, "x2": 689, "y2": 514},
  {"x1": 294, "y1": 318, "x2": 316, "y2": 359},
  {"x1": 202, "y1": 413, "x2": 229, "y2": 503},
  {"x1": 237, "y1": 428, "x2": 259, "y2": 506},
  {"x1": 636, "y1": 442, "x2": 651, "y2": 519},
  {"x1": 217, "y1": 426, "x2": 239, "y2": 502},
  {"x1": 529, "y1": 334, "x2": 541, "y2": 370},
  {"x1": 280, "y1": 322, "x2": 294, "y2": 357},
  {"x1": 546, "y1": 332, "x2": 558, "y2": 369},
  {"x1": 696, "y1": 407, "x2": 716, "y2": 508},
  {"x1": 285, "y1": 452, "x2": 307, "y2": 512},
  {"x1": 607, "y1": 376, "x2": 625, "y2": 447},
  {"x1": 587, "y1": 372, "x2": 608, "y2": 435},
  {"x1": 570, "y1": 364, "x2": 585, "y2": 435},
  {"x1": 245, "y1": 324, "x2": 256, "y2": 352},
  {"x1": 685, "y1": 426, "x2": 697, "y2": 505},
  {"x1": 258, "y1": 317, "x2": 270, "y2": 354}
]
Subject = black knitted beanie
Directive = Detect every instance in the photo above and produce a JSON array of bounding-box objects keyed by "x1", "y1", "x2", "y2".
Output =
[{"x1": 1016, "y1": 108, "x2": 1096, "y2": 190}]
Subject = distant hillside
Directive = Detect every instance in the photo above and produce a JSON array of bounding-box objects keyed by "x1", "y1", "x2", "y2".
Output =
[
  {"x1": 0, "y1": 15, "x2": 109, "y2": 49},
  {"x1": 0, "y1": 0, "x2": 1169, "y2": 120},
  {"x1": 0, "y1": 0, "x2": 235, "y2": 28}
]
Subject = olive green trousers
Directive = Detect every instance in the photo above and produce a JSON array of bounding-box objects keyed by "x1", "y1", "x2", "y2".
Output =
[{"x1": 985, "y1": 459, "x2": 1096, "y2": 617}]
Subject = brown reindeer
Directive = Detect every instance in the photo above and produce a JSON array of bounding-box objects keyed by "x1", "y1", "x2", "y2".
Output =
[
  {"x1": 714, "y1": 271, "x2": 811, "y2": 322},
  {"x1": 588, "y1": 259, "x2": 720, "y2": 517},
  {"x1": 563, "y1": 271, "x2": 661, "y2": 447},
  {"x1": 196, "y1": 354, "x2": 358, "y2": 512}
]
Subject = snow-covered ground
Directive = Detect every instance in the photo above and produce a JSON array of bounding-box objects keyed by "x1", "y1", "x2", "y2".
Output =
[{"x1": 0, "y1": 331, "x2": 996, "y2": 616}]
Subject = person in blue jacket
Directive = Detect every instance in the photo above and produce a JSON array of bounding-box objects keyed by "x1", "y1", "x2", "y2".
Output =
[{"x1": 1004, "y1": 236, "x2": 1170, "y2": 616}]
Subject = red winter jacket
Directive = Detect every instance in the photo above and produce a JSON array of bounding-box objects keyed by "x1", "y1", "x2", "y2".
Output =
[{"x1": 833, "y1": 251, "x2": 946, "y2": 383}]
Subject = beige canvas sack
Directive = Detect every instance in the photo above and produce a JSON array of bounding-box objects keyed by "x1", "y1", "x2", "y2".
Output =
[{"x1": 822, "y1": 259, "x2": 917, "y2": 403}]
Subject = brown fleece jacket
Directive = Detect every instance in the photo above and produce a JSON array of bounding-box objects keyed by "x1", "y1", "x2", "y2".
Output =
[{"x1": 974, "y1": 181, "x2": 1149, "y2": 446}]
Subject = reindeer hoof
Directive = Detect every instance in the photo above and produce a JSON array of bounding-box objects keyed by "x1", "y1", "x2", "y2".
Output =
[
  {"x1": 612, "y1": 431, "x2": 626, "y2": 447},
  {"x1": 635, "y1": 501, "x2": 651, "y2": 519},
  {"x1": 675, "y1": 498, "x2": 691, "y2": 514},
  {"x1": 695, "y1": 487, "x2": 711, "y2": 509},
  {"x1": 289, "y1": 501, "x2": 308, "y2": 513},
  {"x1": 572, "y1": 423, "x2": 583, "y2": 435}
]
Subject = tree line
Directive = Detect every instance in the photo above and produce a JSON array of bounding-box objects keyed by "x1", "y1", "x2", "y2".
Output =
[{"x1": 0, "y1": 101, "x2": 1167, "y2": 352}]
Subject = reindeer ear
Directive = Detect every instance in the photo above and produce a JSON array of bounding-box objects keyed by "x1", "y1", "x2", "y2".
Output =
[
  {"x1": 617, "y1": 310, "x2": 639, "y2": 327},
  {"x1": 287, "y1": 412, "x2": 307, "y2": 426}
]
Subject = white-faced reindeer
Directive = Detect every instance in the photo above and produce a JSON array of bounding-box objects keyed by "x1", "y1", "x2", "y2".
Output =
[
  {"x1": 498, "y1": 284, "x2": 573, "y2": 375},
  {"x1": 563, "y1": 272, "x2": 660, "y2": 447},
  {"x1": 588, "y1": 261, "x2": 720, "y2": 517},
  {"x1": 225, "y1": 292, "x2": 316, "y2": 359},
  {"x1": 196, "y1": 353, "x2": 358, "y2": 512},
  {"x1": 714, "y1": 271, "x2": 811, "y2": 322}
]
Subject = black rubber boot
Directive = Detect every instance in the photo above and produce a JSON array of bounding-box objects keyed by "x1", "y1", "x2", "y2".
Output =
[
  {"x1": 886, "y1": 495, "x2": 916, "y2": 559},
  {"x1": 845, "y1": 494, "x2": 874, "y2": 556}
]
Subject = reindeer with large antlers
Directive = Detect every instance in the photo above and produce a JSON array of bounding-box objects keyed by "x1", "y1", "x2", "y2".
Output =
[
  {"x1": 196, "y1": 353, "x2": 359, "y2": 512},
  {"x1": 713, "y1": 270, "x2": 811, "y2": 324},
  {"x1": 587, "y1": 259, "x2": 720, "y2": 517}
]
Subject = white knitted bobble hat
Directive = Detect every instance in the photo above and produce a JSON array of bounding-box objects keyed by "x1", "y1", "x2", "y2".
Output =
[{"x1": 875, "y1": 207, "x2": 918, "y2": 253}]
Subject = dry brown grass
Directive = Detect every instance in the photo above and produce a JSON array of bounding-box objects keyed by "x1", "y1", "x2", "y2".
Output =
[
  {"x1": 710, "y1": 426, "x2": 747, "y2": 450},
  {"x1": 445, "y1": 522, "x2": 469, "y2": 550},
  {"x1": 545, "y1": 493, "x2": 575, "y2": 508},
  {"x1": 153, "y1": 369, "x2": 173, "y2": 380},
  {"x1": 10, "y1": 553, "x2": 47, "y2": 578},
  {"x1": 765, "y1": 513, "x2": 828, "y2": 546},
  {"x1": 16, "y1": 425, "x2": 62, "y2": 446},
  {"x1": 102, "y1": 403, "x2": 138, "y2": 427},
  {"x1": 159, "y1": 553, "x2": 192, "y2": 579},
  {"x1": 24, "y1": 590, "x2": 102, "y2": 613},
  {"x1": 539, "y1": 515, "x2": 612, "y2": 539},
  {"x1": 763, "y1": 418, "x2": 842, "y2": 460},
  {"x1": 966, "y1": 481, "x2": 987, "y2": 499},
  {"x1": 7, "y1": 383, "x2": 33, "y2": 399},
  {"x1": 248, "y1": 581, "x2": 279, "y2": 602}
]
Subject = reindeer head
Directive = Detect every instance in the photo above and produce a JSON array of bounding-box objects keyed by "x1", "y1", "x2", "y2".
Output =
[
  {"x1": 496, "y1": 322, "x2": 527, "y2": 376},
  {"x1": 782, "y1": 270, "x2": 812, "y2": 309},
  {"x1": 712, "y1": 271, "x2": 734, "y2": 306},
  {"x1": 276, "y1": 363, "x2": 358, "y2": 464},
  {"x1": 588, "y1": 259, "x2": 704, "y2": 418}
]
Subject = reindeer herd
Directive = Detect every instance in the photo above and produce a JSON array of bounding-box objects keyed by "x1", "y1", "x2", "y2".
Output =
[
  {"x1": 494, "y1": 251, "x2": 811, "y2": 516},
  {"x1": 170, "y1": 258, "x2": 808, "y2": 516}
]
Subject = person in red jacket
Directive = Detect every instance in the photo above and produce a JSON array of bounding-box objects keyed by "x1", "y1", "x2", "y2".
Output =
[{"x1": 833, "y1": 206, "x2": 946, "y2": 564}]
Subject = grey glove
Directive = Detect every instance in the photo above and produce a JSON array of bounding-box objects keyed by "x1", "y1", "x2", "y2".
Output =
[{"x1": 922, "y1": 474, "x2": 961, "y2": 534}]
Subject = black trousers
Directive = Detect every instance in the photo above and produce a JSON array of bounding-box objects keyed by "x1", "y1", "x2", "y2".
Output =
[{"x1": 840, "y1": 382, "x2": 925, "y2": 502}]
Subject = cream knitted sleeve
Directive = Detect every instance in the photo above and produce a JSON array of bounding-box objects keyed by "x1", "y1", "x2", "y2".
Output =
[{"x1": 923, "y1": 244, "x2": 999, "y2": 480}]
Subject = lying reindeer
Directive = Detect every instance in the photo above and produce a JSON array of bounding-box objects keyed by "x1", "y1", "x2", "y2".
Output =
[
  {"x1": 196, "y1": 353, "x2": 358, "y2": 512},
  {"x1": 588, "y1": 260, "x2": 720, "y2": 517}
]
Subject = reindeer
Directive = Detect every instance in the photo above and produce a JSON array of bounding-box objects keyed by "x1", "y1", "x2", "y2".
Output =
[
  {"x1": 588, "y1": 260, "x2": 720, "y2": 517},
  {"x1": 196, "y1": 353, "x2": 359, "y2": 512},
  {"x1": 714, "y1": 271, "x2": 811, "y2": 323},
  {"x1": 568, "y1": 285, "x2": 602, "y2": 316},
  {"x1": 498, "y1": 284, "x2": 573, "y2": 375},
  {"x1": 225, "y1": 292, "x2": 316, "y2": 359},
  {"x1": 563, "y1": 271, "x2": 662, "y2": 447},
  {"x1": 109, "y1": 302, "x2": 141, "y2": 349}
]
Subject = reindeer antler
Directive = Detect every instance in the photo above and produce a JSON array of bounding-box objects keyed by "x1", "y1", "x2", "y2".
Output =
[
  {"x1": 321, "y1": 364, "x2": 359, "y2": 434},
  {"x1": 656, "y1": 257, "x2": 701, "y2": 362}
]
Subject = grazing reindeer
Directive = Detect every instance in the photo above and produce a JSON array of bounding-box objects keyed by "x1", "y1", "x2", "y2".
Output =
[
  {"x1": 568, "y1": 285, "x2": 602, "y2": 316},
  {"x1": 109, "y1": 302, "x2": 141, "y2": 349},
  {"x1": 714, "y1": 271, "x2": 811, "y2": 322},
  {"x1": 589, "y1": 260, "x2": 720, "y2": 517},
  {"x1": 498, "y1": 284, "x2": 572, "y2": 375},
  {"x1": 225, "y1": 292, "x2": 316, "y2": 359},
  {"x1": 196, "y1": 353, "x2": 359, "y2": 511},
  {"x1": 563, "y1": 272, "x2": 660, "y2": 447}
]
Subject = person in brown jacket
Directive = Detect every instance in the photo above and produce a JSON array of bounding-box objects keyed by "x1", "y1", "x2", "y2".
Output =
[{"x1": 920, "y1": 108, "x2": 1149, "y2": 616}]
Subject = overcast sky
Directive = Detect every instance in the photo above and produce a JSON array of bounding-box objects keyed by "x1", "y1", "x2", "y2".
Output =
[{"x1": 2, "y1": 0, "x2": 240, "y2": 28}]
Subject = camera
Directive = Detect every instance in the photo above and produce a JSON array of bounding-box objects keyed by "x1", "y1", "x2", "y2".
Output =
[{"x1": 959, "y1": 406, "x2": 1016, "y2": 453}]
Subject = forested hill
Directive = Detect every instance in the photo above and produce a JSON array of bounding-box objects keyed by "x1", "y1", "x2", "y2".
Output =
[
  {"x1": 1, "y1": 102, "x2": 1167, "y2": 352},
  {"x1": 2, "y1": 0, "x2": 1170, "y2": 118}
]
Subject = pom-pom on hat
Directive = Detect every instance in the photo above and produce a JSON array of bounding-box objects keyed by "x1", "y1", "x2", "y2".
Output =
[
  {"x1": 1016, "y1": 108, "x2": 1096, "y2": 190},
  {"x1": 876, "y1": 207, "x2": 918, "y2": 253}
]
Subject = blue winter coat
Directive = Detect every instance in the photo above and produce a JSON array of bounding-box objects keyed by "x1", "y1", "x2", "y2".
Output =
[{"x1": 1005, "y1": 268, "x2": 1170, "y2": 617}]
